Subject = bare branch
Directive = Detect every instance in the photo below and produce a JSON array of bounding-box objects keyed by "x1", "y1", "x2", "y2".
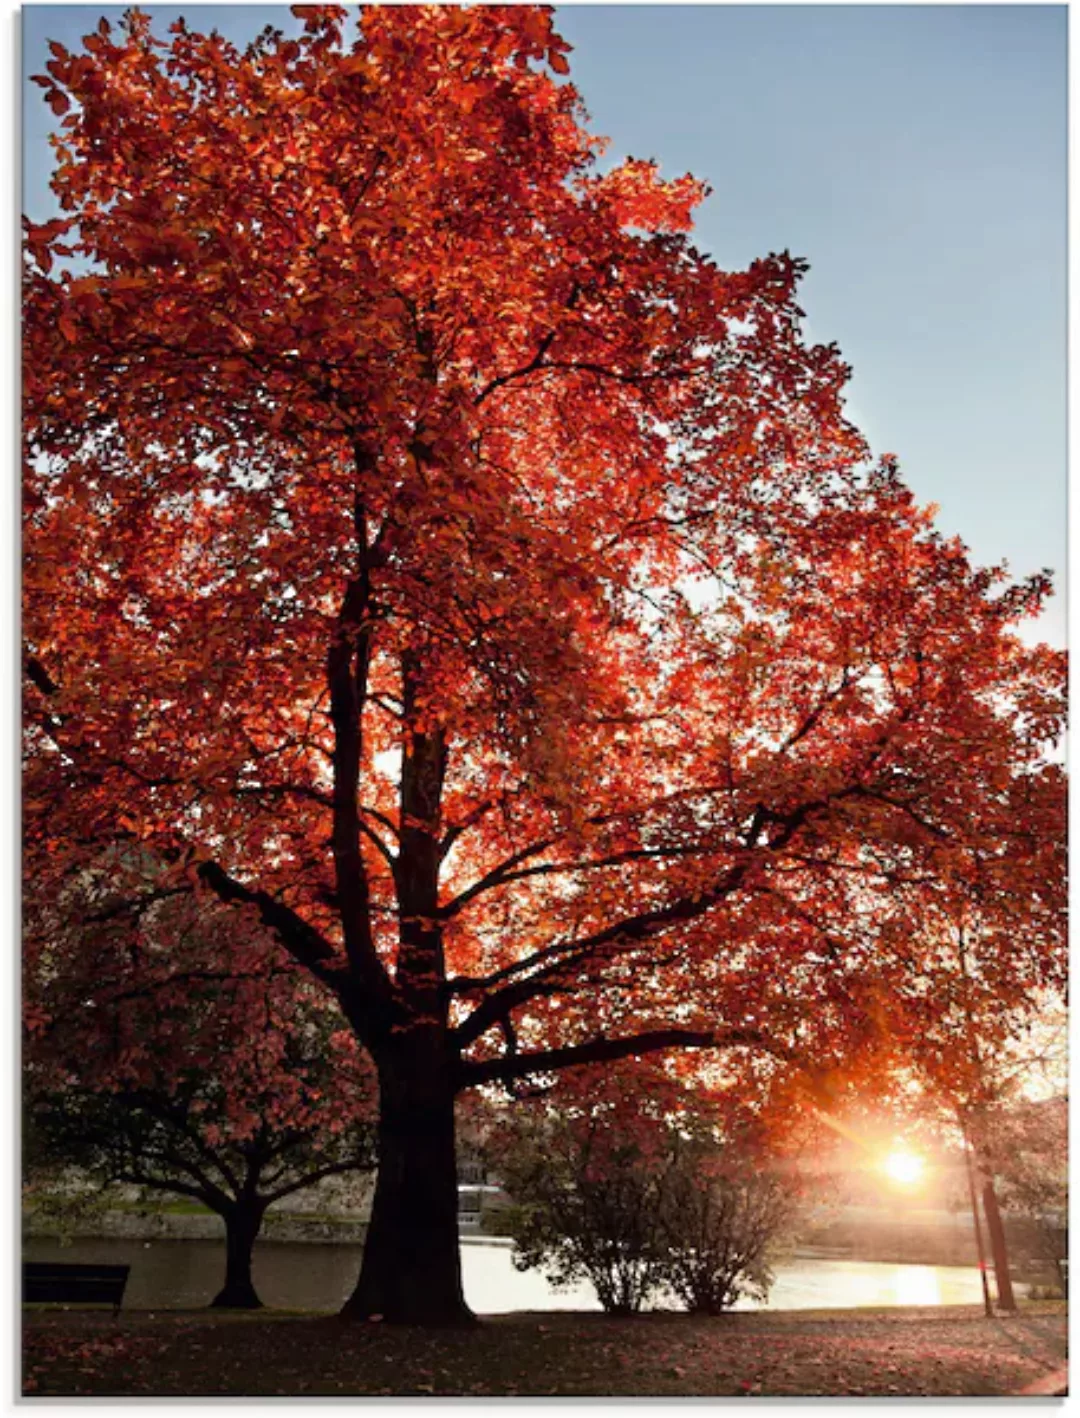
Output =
[{"x1": 261, "y1": 1153, "x2": 375, "y2": 1205}]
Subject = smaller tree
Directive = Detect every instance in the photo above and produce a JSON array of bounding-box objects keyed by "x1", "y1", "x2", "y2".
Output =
[
  {"x1": 991, "y1": 1095, "x2": 1068, "y2": 1294},
  {"x1": 487, "y1": 1064, "x2": 680, "y2": 1312},
  {"x1": 28, "y1": 1030, "x2": 377, "y2": 1309},
  {"x1": 892, "y1": 904, "x2": 1067, "y2": 1314},
  {"x1": 25, "y1": 867, "x2": 378, "y2": 1308}
]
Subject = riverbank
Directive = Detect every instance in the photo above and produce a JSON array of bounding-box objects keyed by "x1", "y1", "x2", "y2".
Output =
[{"x1": 22, "y1": 1302, "x2": 1067, "y2": 1397}]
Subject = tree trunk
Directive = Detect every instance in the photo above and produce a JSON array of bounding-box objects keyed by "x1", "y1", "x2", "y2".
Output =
[
  {"x1": 342, "y1": 1043, "x2": 473, "y2": 1325},
  {"x1": 981, "y1": 1177, "x2": 1017, "y2": 1312},
  {"x1": 211, "y1": 1202, "x2": 264, "y2": 1309}
]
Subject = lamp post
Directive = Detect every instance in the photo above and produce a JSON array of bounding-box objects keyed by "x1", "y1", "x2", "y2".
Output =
[{"x1": 962, "y1": 1129, "x2": 994, "y2": 1318}]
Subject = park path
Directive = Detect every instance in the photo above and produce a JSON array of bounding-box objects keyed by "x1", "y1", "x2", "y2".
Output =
[
  {"x1": 993, "y1": 1311, "x2": 1068, "y2": 1396},
  {"x1": 1016, "y1": 1367, "x2": 1067, "y2": 1396}
]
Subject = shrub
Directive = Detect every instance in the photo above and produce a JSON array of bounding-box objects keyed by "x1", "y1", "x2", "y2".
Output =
[
  {"x1": 658, "y1": 1138, "x2": 796, "y2": 1313},
  {"x1": 488, "y1": 1067, "x2": 798, "y2": 1315},
  {"x1": 496, "y1": 1118, "x2": 669, "y2": 1314}
]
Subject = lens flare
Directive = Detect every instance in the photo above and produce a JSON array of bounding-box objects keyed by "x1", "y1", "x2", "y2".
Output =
[{"x1": 883, "y1": 1148, "x2": 925, "y2": 1185}]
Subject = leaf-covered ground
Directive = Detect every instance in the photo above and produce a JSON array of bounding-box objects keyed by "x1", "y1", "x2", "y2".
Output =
[{"x1": 23, "y1": 1302, "x2": 1066, "y2": 1397}]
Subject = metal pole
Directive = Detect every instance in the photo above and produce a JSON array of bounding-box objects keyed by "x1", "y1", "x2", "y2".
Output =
[
  {"x1": 963, "y1": 1130, "x2": 993, "y2": 1317},
  {"x1": 981, "y1": 1174, "x2": 1017, "y2": 1312},
  {"x1": 955, "y1": 923, "x2": 995, "y2": 1319}
]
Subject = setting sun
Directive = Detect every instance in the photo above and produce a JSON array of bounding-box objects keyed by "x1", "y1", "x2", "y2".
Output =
[{"x1": 883, "y1": 1149, "x2": 926, "y2": 1186}]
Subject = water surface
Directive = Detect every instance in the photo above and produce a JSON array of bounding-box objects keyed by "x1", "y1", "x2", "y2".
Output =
[{"x1": 24, "y1": 1235, "x2": 989, "y2": 1314}]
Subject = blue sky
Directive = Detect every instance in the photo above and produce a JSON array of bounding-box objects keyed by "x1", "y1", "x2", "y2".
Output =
[{"x1": 22, "y1": 4, "x2": 1067, "y2": 644}]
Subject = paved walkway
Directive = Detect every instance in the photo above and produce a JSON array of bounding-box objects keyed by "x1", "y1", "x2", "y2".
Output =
[{"x1": 1016, "y1": 1366, "x2": 1068, "y2": 1397}]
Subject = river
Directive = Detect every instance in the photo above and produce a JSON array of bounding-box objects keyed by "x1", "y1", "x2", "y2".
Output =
[{"x1": 24, "y1": 1235, "x2": 990, "y2": 1313}]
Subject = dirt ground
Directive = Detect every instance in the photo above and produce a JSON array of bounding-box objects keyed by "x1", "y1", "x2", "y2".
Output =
[{"x1": 22, "y1": 1300, "x2": 1067, "y2": 1397}]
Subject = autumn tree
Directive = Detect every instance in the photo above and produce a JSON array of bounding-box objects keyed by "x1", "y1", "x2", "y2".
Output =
[
  {"x1": 992, "y1": 1093, "x2": 1068, "y2": 1293},
  {"x1": 24, "y1": 861, "x2": 377, "y2": 1308},
  {"x1": 23, "y1": 5, "x2": 1066, "y2": 1323},
  {"x1": 882, "y1": 896, "x2": 1066, "y2": 1311}
]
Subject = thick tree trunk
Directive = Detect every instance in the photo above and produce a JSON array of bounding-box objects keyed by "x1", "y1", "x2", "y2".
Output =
[
  {"x1": 211, "y1": 1202, "x2": 265, "y2": 1309},
  {"x1": 342, "y1": 1043, "x2": 473, "y2": 1325},
  {"x1": 981, "y1": 1177, "x2": 1017, "y2": 1312}
]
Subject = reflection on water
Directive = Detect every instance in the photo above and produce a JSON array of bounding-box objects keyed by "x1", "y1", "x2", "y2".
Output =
[
  {"x1": 895, "y1": 1265, "x2": 944, "y2": 1308},
  {"x1": 23, "y1": 1235, "x2": 988, "y2": 1315},
  {"x1": 461, "y1": 1240, "x2": 599, "y2": 1313},
  {"x1": 754, "y1": 1259, "x2": 982, "y2": 1312}
]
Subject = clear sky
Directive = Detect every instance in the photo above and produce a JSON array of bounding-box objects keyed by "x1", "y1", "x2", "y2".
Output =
[{"x1": 22, "y1": 3, "x2": 1067, "y2": 644}]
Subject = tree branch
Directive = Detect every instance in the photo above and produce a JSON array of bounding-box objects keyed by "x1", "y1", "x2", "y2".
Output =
[
  {"x1": 453, "y1": 859, "x2": 751, "y2": 1049},
  {"x1": 116, "y1": 1171, "x2": 229, "y2": 1213},
  {"x1": 457, "y1": 1026, "x2": 786, "y2": 1090},
  {"x1": 327, "y1": 499, "x2": 380, "y2": 983},
  {"x1": 778, "y1": 667, "x2": 853, "y2": 755},
  {"x1": 473, "y1": 282, "x2": 580, "y2": 406},
  {"x1": 451, "y1": 779, "x2": 882, "y2": 1049},
  {"x1": 193, "y1": 859, "x2": 343, "y2": 991},
  {"x1": 260, "y1": 1153, "x2": 375, "y2": 1205},
  {"x1": 448, "y1": 842, "x2": 720, "y2": 905},
  {"x1": 439, "y1": 786, "x2": 735, "y2": 919},
  {"x1": 119, "y1": 1089, "x2": 244, "y2": 1197},
  {"x1": 440, "y1": 835, "x2": 559, "y2": 919}
]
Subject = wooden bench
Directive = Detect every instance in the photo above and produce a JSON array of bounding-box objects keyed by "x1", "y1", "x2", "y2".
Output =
[{"x1": 23, "y1": 1261, "x2": 130, "y2": 1313}]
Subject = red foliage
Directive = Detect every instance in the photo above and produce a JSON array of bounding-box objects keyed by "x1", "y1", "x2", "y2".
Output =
[{"x1": 24, "y1": 852, "x2": 377, "y2": 1185}]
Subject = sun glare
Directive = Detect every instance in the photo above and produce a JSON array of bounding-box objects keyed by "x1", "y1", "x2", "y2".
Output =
[{"x1": 883, "y1": 1148, "x2": 925, "y2": 1186}]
